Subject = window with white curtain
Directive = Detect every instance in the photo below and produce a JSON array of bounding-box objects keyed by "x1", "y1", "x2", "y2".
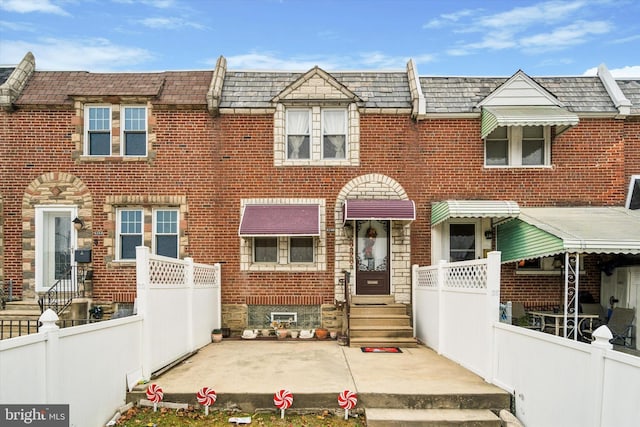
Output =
[
  {"x1": 283, "y1": 106, "x2": 350, "y2": 162},
  {"x1": 286, "y1": 109, "x2": 310, "y2": 159},
  {"x1": 322, "y1": 109, "x2": 346, "y2": 159}
]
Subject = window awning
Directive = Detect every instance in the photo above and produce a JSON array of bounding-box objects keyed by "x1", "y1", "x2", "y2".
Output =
[
  {"x1": 497, "y1": 207, "x2": 640, "y2": 263},
  {"x1": 343, "y1": 199, "x2": 416, "y2": 223},
  {"x1": 481, "y1": 106, "x2": 579, "y2": 139},
  {"x1": 239, "y1": 204, "x2": 320, "y2": 237},
  {"x1": 431, "y1": 200, "x2": 520, "y2": 227}
]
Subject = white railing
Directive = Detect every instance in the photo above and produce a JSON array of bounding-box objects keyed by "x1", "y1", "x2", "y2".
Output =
[
  {"x1": 412, "y1": 251, "x2": 501, "y2": 381},
  {"x1": 0, "y1": 247, "x2": 222, "y2": 427},
  {"x1": 413, "y1": 251, "x2": 640, "y2": 427}
]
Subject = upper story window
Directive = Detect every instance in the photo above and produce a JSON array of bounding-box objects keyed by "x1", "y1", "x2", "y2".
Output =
[
  {"x1": 286, "y1": 109, "x2": 310, "y2": 159},
  {"x1": 82, "y1": 104, "x2": 149, "y2": 158},
  {"x1": 87, "y1": 106, "x2": 111, "y2": 156},
  {"x1": 485, "y1": 125, "x2": 550, "y2": 167},
  {"x1": 123, "y1": 107, "x2": 147, "y2": 156},
  {"x1": 275, "y1": 104, "x2": 359, "y2": 166},
  {"x1": 286, "y1": 107, "x2": 347, "y2": 160},
  {"x1": 322, "y1": 109, "x2": 346, "y2": 159},
  {"x1": 626, "y1": 175, "x2": 640, "y2": 210}
]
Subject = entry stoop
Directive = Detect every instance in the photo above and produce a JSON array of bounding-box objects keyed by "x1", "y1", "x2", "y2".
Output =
[
  {"x1": 365, "y1": 408, "x2": 501, "y2": 426},
  {"x1": 349, "y1": 295, "x2": 417, "y2": 348}
]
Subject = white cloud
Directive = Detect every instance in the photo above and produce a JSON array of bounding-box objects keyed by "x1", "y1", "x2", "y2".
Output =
[
  {"x1": 113, "y1": 0, "x2": 175, "y2": 8},
  {"x1": 217, "y1": 51, "x2": 426, "y2": 71},
  {"x1": 222, "y1": 52, "x2": 340, "y2": 71},
  {"x1": 423, "y1": 8, "x2": 479, "y2": 29},
  {"x1": 520, "y1": 20, "x2": 611, "y2": 52},
  {"x1": 583, "y1": 65, "x2": 640, "y2": 78},
  {"x1": 479, "y1": 1, "x2": 585, "y2": 29},
  {"x1": 139, "y1": 16, "x2": 205, "y2": 30},
  {"x1": 0, "y1": 0, "x2": 69, "y2": 15},
  {"x1": 0, "y1": 38, "x2": 154, "y2": 71}
]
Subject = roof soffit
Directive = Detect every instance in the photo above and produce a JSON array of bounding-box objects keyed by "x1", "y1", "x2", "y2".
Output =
[
  {"x1": 477, "y1": 70, "x2": 564, "y2": 108},
  {"x1": 271, "y1": 66, "x2": 362, "y2": 105}
]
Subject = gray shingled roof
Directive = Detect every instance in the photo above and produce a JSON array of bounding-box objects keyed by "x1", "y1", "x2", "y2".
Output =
[
  {"x1": 420, "y1": 77, "x2": 505, "y2": 113},
  {"x1": 15, "y1": 71, "x2": 212, "y2": 105},
  {"x1": 618, "y1": 80, "x2": 640, "y2": 115},
  {"x1": 0, "y1": 67, "x2": 14, "y2": 85},
  {"x1": 535, "y1": 77, "x2": 617, "y2": 113},
  {"x1": 219, "y1": 71, "x2": 411, "y2": 109},
  {"x1": 420, "y1": 76, "x2": 617, "y2": 114}
]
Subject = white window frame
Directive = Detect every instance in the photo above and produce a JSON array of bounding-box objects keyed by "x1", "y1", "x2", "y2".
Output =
[
  {"x1": 285, "y1": 108, "x2": 311, "y2": 160},
  {"x1": 289, "y1": 236, "x2": 315, "y2": 263},
  {"x1": 153, "y1": 208, "x2": 179, "y2": 258},
  {"x1": 253, "y1": 237, "x2": 279, "y2": 263},
  {"x1": 321, "y1": 109, "x2": 347, "y2": 159},
  {"x1": 626, "y1": 175, "x2": 640, "y2": 210},
  {"x1": 444, "y1": 219, "x2": 482, "y2": 262},
  {"x1": 485, "y1": 125, "x2": 551, "y2": 167},
  {"x1": 116, "y1": 208, "x2": 143, "y2": 261},
  {"x1": 85, "y1": 105, "x2": 112, "y2": 156},
  {"x1": 121, "y1": 106, "x2": 148, "y2": 157}
]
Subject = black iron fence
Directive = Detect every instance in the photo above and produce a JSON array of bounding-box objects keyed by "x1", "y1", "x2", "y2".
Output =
[{"x1": 0, "y1": 318, "x2": 102, "y2": 340}]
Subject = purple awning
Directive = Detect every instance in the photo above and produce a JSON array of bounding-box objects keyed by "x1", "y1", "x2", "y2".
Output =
[
  {"x1": 239, "y1": 204, "x2": 320, "y2": 236},
  {"x1": 343, "y1": 199, "x2": 416, "y2": 222}
]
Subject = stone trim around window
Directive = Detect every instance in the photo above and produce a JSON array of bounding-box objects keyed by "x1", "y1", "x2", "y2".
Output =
[
  {"x1": 273, "y1": 103, "x2": 360, "y2": 167},
  {"x1": 239, "y1": 198, "x2": 326, "y2": 272},
  {"x1": 103, "y1": 195, "x2": 188, "y2": 266},
  {"x1": 72, "y1": 98, "x2": 157, "y2": 163}
]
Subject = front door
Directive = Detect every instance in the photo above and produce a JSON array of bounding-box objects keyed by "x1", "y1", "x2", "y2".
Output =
[
  {"x1": 355, "y1": 220, "x2": 390, "y2": 295},
  {"x1": 36, "y1": 207, "x2": 76, "y2": 292}
]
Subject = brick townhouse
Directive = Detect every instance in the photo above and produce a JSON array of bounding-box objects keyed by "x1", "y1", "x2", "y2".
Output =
[{"x1": 1, "y1": 52, "x2": 639, "y2": 339}]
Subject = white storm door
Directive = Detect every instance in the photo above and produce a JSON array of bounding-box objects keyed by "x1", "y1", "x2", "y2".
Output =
[{"x1": 35, "y1": 206, "x2": 77, "y2": 292}]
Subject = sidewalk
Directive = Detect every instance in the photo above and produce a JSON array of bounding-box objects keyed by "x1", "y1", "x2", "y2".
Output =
[{"x1": 129, "y1": 340, "x2": 509, "y2": 412}]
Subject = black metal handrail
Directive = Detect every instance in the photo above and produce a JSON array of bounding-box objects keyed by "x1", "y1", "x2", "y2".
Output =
[
  {"x1": 343, "y1": 270, "x2": 351, "y2": 346},
  {"x1": 38, "y1": 265, "x2": 92, "y2": 314}
]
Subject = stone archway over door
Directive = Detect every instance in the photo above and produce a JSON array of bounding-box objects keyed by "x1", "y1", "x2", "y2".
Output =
[{"x1": 334, "y1": 173, "x2": 414, "y2": 304}]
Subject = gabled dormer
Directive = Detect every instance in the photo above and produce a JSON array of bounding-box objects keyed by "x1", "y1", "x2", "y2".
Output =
[
  {"x1": 478, "y1": 70, "x2": 579, "y2": 168},
  {"x1": 272, "y1": 67, "x2": 361, "y2": 167}
]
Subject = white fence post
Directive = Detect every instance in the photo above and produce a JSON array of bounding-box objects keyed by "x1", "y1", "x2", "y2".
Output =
[
  {"x1": 39, "y1": 309, "x2": 61, "y2": 403},
  {"x1": 412, "y1": 264, "x2": 418, "y2": 337},
  {"x1": 216, "y1": 263, "x2": 222, "y2": 329},
  {"x1": 136, "y1": 246, "x2": 152, "y2": 380},
  {"x1": 436, "y1": 259, "x2": 446, "y2": 355},
  {"x1": 185, "y1": 257, "x2": 195, "y2": 352},
  {"x1": 486, "y1": 251, "x2": 501, "y2": 383},
  {"x1": 589, "y1": 326, "x2": 614, "y2": 427}
]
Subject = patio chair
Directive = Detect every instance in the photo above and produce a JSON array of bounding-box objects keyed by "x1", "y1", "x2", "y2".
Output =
[
  {"x1": 511, "y1": 302, "x2": 540, "y2": 330},
  {"x1": 607, "y1": 307, "x2": 635, "y2": 348},
  {"x1": 579, "y1": 303, "x2": 607, "y2": 341}
]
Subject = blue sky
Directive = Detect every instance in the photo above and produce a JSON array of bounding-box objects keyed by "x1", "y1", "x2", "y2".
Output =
[{"x1": 1, "y1": 0, "x2": 639, "y2": 77}]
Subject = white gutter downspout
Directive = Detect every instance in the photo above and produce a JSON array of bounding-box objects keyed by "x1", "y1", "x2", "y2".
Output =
[
  {"x1": 597, "y1": 63, "x2": 631, "y2": 118},
  {"x1": 407, "y1": 59, "x2": 426, "y2": 120}
]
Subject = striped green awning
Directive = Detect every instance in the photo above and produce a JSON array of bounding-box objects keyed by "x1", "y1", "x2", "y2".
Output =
[
  {"x1": 431, "y1": 200, "x2": 520, "y2": 227},
  {"x1": 497, "y1": 207, "x2": 640, "y2": 263},
  {"x1": 481, "y1": 106, "x2": 579, "y2": 139}
]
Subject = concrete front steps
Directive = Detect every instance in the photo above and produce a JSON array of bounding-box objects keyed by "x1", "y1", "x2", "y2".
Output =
[
  {"x1": 365, "y1": 408, "x2": 502, "y2": 426},
  {"x1": 361, "y1": 392, "x2": 509, "y2": 427},
  {"x1": 349, "y1": 295, "x2": 417, "y2": 348}
]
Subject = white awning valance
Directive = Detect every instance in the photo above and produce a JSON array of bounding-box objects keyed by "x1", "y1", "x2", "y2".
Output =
[{"x1": 481, "y1": 106, "x2": 579, "y2": 138}]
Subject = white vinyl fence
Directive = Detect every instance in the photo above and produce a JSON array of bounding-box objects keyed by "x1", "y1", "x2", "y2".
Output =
[
  {"x1": 0, "y1": 247, "x2": 221, "y2": 427},
  {"x1": 413, "y1": 251, "x2": 640, "y2": 427}
]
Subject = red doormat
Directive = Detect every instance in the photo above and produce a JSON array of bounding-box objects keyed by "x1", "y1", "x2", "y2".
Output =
[{"x1": 361, "y1": 347, "x2": 402, "y2": 353}]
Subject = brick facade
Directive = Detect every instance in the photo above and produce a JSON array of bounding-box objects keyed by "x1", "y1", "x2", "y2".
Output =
[{"x1": 1, "y1": 53, "x2": 639, "y2": 329}]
